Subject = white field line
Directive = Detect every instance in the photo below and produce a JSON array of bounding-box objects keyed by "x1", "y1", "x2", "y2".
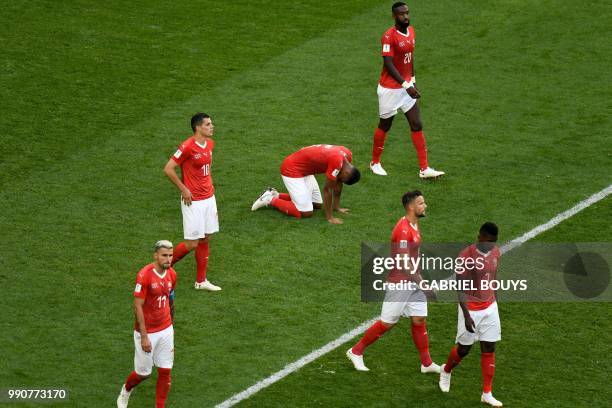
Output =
[{"x1": 216, "y1": 184, "x2": 612, "y2": 408}]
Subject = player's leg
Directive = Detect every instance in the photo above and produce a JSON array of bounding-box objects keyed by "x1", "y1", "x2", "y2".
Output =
[
  {"x1": 152, "y1": 326, "x2": 174, "y2": 408},
  {"x1": 347, "y1": 320, "x2": 395, "y2": 371},
  {"x1": 410, "y1": 315, "x2": 439, "y2": 373},
  {"x1": 371, "y1": 85, "x2": 401, "y2": 175},
  {"x1": 174, "y1": 199, "x2": 205, "y2": 265},
  {"x1": 406, "y1": 293, "x2": 439, "y2": 373},
  {"x1": 270, "y1": 176, "x2": 313, "y2": 218},
  {"x1": 118, "y1": 331, "x2": 154, "y2": 407},
  {"x1": 192, "y1": 196, "x2": 221, "y2": 290},
  {"x1": 307, "y1": 176, "x2": 323, "y2": 211},
  {"x1": 478, "y1": 304, "x2": 502, "y2": 406},
  {"x1": 347, "y1": 298, "x2": 401, "y2": 371},
  {"x1": 404, "y1": 104, "x2": 445, "y2": 179}
]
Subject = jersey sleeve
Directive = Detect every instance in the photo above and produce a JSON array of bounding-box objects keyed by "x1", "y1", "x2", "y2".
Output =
[
  {"x1": 325, "y1": 153, "x2": 344, "y2": 181},
  {"x1": 171, "y1": 140, "x2": 191, "y2": 165},
  {"x1": 134, "y1": 270, "x2": 148, "y2": 299},
  {"x1": 381, "y1": 32, "x2": 394, "y2": 57}
]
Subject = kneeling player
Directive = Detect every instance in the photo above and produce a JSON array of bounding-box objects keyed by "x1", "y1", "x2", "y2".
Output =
[
  {"x1": 346, "y1": 191, "x2": 440, "y2": 373},
  {"x1": 251, "y1": 144, "x2": 360, "y2": 224},
  {"x1": 439, "y1": 222, "x2": 503, "y2": 407},
  {"x1": 117, "y1": 240, "x2": 176, "y2": 408}
]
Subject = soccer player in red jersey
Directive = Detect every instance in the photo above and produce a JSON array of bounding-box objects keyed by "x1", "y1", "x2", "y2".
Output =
[
  {"x1": 347, "y1": 191, "x2": 440, "y2": 373},
  {"x1": 164, "y1": 113, "x2": 221, "y2": 291},
  {"x1": 370, "y1": 2, "x2": 444, "y2": 179},
  {"x1": 439, "y1": 222, "x2": 503, "y2": 407},
  {"x1": 117, "y1": 240, "x2": 177, "y2": 408},
  {"x1": 250, "y1": 144, "x2": 360, "y2": 224}
]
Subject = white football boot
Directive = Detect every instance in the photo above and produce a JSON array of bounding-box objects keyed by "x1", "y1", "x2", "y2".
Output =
[
  {"x1": 419, "y1": 167, "x2": 445, "y2": 179},
  {"x1": 438, "y1": 364, "x2": 451, "y2": 392},
  {"x1": 194, "y1": 280, "x2": 222, "y2": 291},
  {"x1": 481, "y1": 392, "x2": 503, "y2": 407},
  {"x1": 420, "y1": 361, "x2": 441, "y2": 374},
  {"x1": 370, "y1": 162, "x2": 388, "y2": 176},
  {"x1": 116, "y1": 384, "x2": 132, "y2": 408},
  {"x1": 346, "y1": 348, "x2": 370, "y2": 371},
  {"x1": 251, "y1": 188, "x2": 277, "y2": 211}
]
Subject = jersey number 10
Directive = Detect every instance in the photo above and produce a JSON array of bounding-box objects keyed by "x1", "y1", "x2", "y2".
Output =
[{"x1": 201, "y1": 164, "x2": 210, "y2": 176}]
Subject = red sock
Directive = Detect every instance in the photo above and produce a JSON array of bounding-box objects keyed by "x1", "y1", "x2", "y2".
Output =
[
  {"x1": 411, "y1": 322, "x2": 433, "y2": 367},
  {"x1": 444, "y1": 346, "x2": 462, "y2": 373},
  {"x1": 351, "y1": 320, "x2": 390, "y2": 356},
  {"x1": 195, "y1": 241, "x2": 209, "y2": 283},
  {"x1": 124, "y1": 371, "x2": 145, "y2": 392},
  {"x1": 410, "y1": 130, "x2": 429, "y2": 170},
  {"x1": 155, "y1": 368, "x2": 172, "y2": 408},
  {"x1": 171, "y1": 242, "x2": 191, "y2": 266},
  {"x1": 270, "y1": 197, "x2": 302, "y2": 218},
  {"x1": 371, "y1": 128, "x2": 387, "y2": 163},
  {"x1": 481, "y1": 352, "x2": 495, "y2": 393},
  {"x1": 278, "y1": 193, "x2": 291, "y2": 201}
]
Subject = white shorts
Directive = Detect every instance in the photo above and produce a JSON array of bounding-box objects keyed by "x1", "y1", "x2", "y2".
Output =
[
  {"x1": 380, "y1": 288, "x2": 427, "y2": 324},
  {"x1": 181, "y1": 195, "x2": 219, "y2": 240},
  {"x1": 456, "y1": 302, "x2": 501, "y2": 345},
  {"x1": 281, "y1": 175, "x2": 323, "y2": 212},
  {"x1": 133, "y1": 325, "x2": 174, "y2": 375},
  {"x1": 377, "y1": 84, "x2": 417, "y2": 119}
]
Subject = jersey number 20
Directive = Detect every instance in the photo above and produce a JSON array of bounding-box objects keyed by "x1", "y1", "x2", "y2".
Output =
[{"x1": 404, "y1": 52, "x2": 412, "y2": 64}]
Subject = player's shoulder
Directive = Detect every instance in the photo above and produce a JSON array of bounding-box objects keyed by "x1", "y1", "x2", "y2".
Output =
[
  {"x1": 382, "y1": 26, "x2": 396, "y2": 39},
  {"x1": 137, "y1": 263, "x2": 155, "y2": 280},
  {"x1": 460, "y1": 244, "x2": 476, "y2": 257},
  {"x1": 180, "y1": 136, "x2": 196, "y2": 150},
  {"x1": 391, "y1": 216, "x2": 409, "y2": 234}
]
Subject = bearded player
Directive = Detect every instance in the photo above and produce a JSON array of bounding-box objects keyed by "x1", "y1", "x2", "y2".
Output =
[
  {"x1": 117, "y1": 240, "x2": 176, "y2": 408},
  {"x1": 164, "y1": 113, "x2": 221, "y2": 291},
  {"x1": 370, "y1": 2, "x2": 444, "y2": 179},
  {"x1": 439, "y1": 222, "x2": 503, "y2": 407},
  {"x1": 347, "y1": 191, "x2": 440, "y2": 373},
  {"x1": 251, "y1": 144, "x2": 360, "y2": 225}
]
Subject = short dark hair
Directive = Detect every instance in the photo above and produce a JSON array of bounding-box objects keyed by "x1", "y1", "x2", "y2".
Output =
[
  {"x1": 191, "y1": 112, "x2": 210, "y2": 132},
  {"x1": 344, "y1": 167, "x2": 361, "y2": 185},
  {"x1": 402, "y1": 190, "x2": 422, "y2": 207},
  {"x1": 392, "y1": 2, "x2": 407, "y2": 13},
  {"x1": 479, "y1": 222, "x2": 499, "y2": 239}
]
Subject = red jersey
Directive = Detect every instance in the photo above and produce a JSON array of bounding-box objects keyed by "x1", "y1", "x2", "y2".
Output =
[
  {"x1": 171, "y1": 136, "x2": 215, "y2": 201},
  {"x1": 379, "y1": 25, "x2": 415, "y2": 89},
  {"x1": 133, "y1": 263, "x2": 177, "y2": 333},
  {"x1": 388, "y1": 216, "x2": 421, "y2": 283},
  {"x1": 457, "y1": 244, "x2": 500, "y2": 311},
  {"x1": 280, "y1": 144, "x2": 352, "y2": 181}
]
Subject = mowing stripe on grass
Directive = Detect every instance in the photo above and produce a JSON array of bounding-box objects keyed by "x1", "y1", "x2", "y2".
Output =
[{"x1": 216, "y1": 184, "x2": 612, "y2": 408}]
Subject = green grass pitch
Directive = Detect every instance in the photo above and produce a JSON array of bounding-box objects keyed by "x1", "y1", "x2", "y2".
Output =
[{"x1": 1, "y1": 1, "x2": 610, "y2": 407}]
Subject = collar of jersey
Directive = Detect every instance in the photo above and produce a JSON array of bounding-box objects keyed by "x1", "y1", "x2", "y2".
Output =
[{"x1": 153, "y1": 268, "x2": 167, "y2": 279}]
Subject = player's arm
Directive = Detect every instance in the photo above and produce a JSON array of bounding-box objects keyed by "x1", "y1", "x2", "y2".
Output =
[
  {"x1": 163, "y1": 158, "x2": 192, "y2": 206},
  {"x1": 169, "y1": 289, "x2": 175, "y2": 324},
  {"x1": 332, "y1": 182, "x2": 349, "y2": 213},
  {"x1": 323, "y1": 178, "x2": 342, "y2": 224},
  {"x1": 383, "y1": 56, "x2": 420, "y2": 99},
  {"x1": 456, "y1": 263, "x2": 476, "y2": 333},
  {"x1": 133, "y1": 297, "x2": 152, "y2": 352}
]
